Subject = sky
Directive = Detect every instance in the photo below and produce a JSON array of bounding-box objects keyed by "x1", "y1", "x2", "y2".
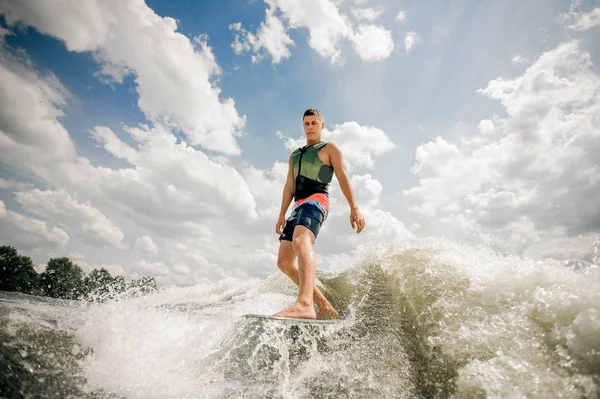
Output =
[{"x1": 0, "y1": 0, "x2": 599, "y2": 285}]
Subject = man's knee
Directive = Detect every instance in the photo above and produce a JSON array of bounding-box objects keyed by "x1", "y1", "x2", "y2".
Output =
[
  {"x1": 277, "y1": 242, "x2": 296, "y2": 272},
  {"x1": 291, "y1": 234, "x2": 311, "y2": 253}
]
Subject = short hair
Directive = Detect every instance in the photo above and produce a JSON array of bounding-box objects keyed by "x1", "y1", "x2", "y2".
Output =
[{"x1": 303, "y1": 108, "x2": 323, "y2": 121}]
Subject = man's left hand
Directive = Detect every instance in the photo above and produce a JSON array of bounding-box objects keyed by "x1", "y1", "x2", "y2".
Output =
[{"x1": 350, "y1": 207, "x2": 365, "y2": 233}]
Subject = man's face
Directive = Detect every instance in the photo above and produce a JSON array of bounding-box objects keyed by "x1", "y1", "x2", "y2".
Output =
[{"x1": 303, "y1": 115, "x2": 324, "y2": 139}]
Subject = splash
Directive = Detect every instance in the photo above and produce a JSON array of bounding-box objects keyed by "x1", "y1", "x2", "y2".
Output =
[{"x1": 1, "y1": 238, "x2": 599, "y2": 398}]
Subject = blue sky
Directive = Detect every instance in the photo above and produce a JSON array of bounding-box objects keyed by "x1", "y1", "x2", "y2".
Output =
[{"x1": 1, "y1": 0, "x2": 599, "y2": 284}]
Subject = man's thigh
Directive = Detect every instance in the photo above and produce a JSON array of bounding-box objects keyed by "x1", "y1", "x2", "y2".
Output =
[{"x1": 292, "y1": 224, "x2": 316, "y2": 246}]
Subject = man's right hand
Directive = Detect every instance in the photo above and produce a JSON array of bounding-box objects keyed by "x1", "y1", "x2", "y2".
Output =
[{"x1": 275, "y1": 215, "x2": 286, "y2": 235}]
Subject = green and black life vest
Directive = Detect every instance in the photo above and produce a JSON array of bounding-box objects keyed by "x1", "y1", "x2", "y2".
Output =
[{"x1": 291, "y1": 141, "x2": 334, "y2": 201}]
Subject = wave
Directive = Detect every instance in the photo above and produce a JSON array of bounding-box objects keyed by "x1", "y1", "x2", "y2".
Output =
[{"x1": 1, "y1": 238, "x2": 599, "y2": 398}]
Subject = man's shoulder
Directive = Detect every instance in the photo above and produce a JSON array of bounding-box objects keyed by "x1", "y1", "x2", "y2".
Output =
[{"x1": 322, "y1": 141, "x2": 341, "y2": 153}]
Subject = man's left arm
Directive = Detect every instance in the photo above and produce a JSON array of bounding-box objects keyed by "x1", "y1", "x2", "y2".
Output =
[{"x1": 328, "y1": 143, "x2": 366, "y2": 233}]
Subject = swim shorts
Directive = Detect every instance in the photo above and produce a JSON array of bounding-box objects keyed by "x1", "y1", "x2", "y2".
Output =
[{"x1": 279, "y1": 200, "x2": 328, "y2": 242}]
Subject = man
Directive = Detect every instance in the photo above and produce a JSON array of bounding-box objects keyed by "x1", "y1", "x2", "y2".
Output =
[{"x1": 274, "y1": 108, "x2": 365, "y2": 320}]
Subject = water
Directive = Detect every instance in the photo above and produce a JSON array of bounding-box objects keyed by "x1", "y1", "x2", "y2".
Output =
[{"x1": 1, "y1": 238, "x2": 599, "y2": 398}]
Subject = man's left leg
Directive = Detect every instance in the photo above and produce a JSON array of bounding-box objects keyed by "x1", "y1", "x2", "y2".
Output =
[
  {"x1": 276, "y1": 240, "x2": 339, "y2": 319},
  {"x1": 274, "y1": 225, "x2": 318, "y2": 319}
]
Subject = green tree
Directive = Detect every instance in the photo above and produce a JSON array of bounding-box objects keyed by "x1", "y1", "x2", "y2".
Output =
[
  {"x1": 39, "y1": 257, "x2": 84, "y2": 299},
  {"x1": 83, "y1": 268, "x2": 126, "y2": 300},
  {"x1": 0, "y1": 246, "x2": 39, "y2": 294},
  {"x1": 129, "y1": 276, "x2": 157, "y2": 296}
]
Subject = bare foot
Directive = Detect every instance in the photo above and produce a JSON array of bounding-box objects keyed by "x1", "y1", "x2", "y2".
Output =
[
  {"x1": 273, "y1": 302, "x2": 317, "y2": 319},
  {"x1": 316, "y1": 305, "x2": 339, "y2": 320}
]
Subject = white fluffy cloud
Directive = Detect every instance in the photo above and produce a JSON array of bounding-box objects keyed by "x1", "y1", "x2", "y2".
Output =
[
  {"x1": 396, "y1": 11, "x2": 407, "y2": 23},
  {"x1": 565, "y1": 8, "x2": 600, "y2": 31},
  {"x1": 232, "y1": 0, "x2": 395, "y2": 64},
  {"x1": 404, "y1": 31, "x2": 419, "y2": 53},
  {"x1": 350, "y1": 174, "x2": 383, "y2": 208},
  {"x1": 70, "y1": 252, "x2": 125, "y2": 276},
  {"x1": 0, "y1": 45, "x2": 76, "y2": 167},
  {"x1": 511, "y1": 54, "x2": 528, "y2": 64},
  {"x1": 0, "y1": 30, "x2": 261, "y2": 281},
  {"x1": 0, "y1": 178, "x2": 32, "y2": 191},
  {"x1": 405, "y1": 41, "x2": 600, "y2": 259},
  {"x1": 360, "y1": 208, "x2": 413, "y2": 244},
  {"x1": 316, "y1": 172, "x2": 412, "y2": 255},
  {"x1": 350, "y1": 7, "x2": 384, "y2": 21},
  {"x1": 15, "y1": 189, "x2": 125, "y2": 248},
  {"x1": 351, "y1": 24, "x2": 395, "y2": 61},
  {"x1": 0, "y1": 200, "x2": 69, "y2": 247},
  {"x1": 323, "y1": 122, "x2": 396, "y2": 170},
  {"x1": 229, "y1": 6, "x2": 294, "y2": 64},
  {"x1": 0, "y1": 0, "x2": 245, "y2": 155},
  {"x1": 135, "y1": 260, "x2": 170, "y2": 277},
  {"x1": 243, "y1": 161, "x2": 288, "y2": 216},
  {"x1": 135, "y1": 236, "x2": 158, "y2": 255},
  {"x1": 81, "y1": 125, "x2": 258, "y2": 233}
]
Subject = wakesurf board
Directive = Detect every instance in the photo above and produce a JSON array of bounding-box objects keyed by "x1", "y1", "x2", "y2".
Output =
[{"x1": 242, "y1": 314, "x2": 339, "y2": 324}]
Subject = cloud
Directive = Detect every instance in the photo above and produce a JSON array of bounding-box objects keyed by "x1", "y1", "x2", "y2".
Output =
[
  {"x1": 229, "y1": 6, "x2": 294, "y2": 64},
  {"x1": 232, "y1": 0, "x2": 395, "y2": 64},
  {"x1": 172, "y1": 263, "x2": 191, "y2": 275},
  {"x1": 0, "y1": 36, "x2": 263, "y2": 279},
  {"x1": 0, "y1": 0, "x2": 245, "y2": 155},
  {"x1": 315, "y1": 173, "x2": 412, "y2": 254},
  {"x1": 360, "y1": 208, "x2": 413, "y2": 244},
  {"x1": 70, "y1": 252, "x2": 125, "y2": 276},
  {"x1": 135, "y1": 236, "x2": 158, "y2": 255},
  {"x1": 404, "y1": 31, "x2": 419, "y2": 53},
  {"x1": 404, "y1": 41, "x2": 600, "y2": 259},
  {"x1": 4, "y1": 116, "x2": 257, "y2": 245},
  {"x1": 0, "y1": 178, "x2": 33, "y2": 191},
  {"x1": 243, "y1": 161, "x2": 288, "y2": 215},
  {"x1": 0, "y1": 200, "x2": 70, "y2": 247},
  {"x1": 350, "y1": 7, "x2": 384, "y2": 21},
  {"x1": 78, "y1": 124, "x2": 258, "y2": 235},
  {"x1": 15, "y1": 189, "x2": 125, "y2": 248},
  {"x1": 395, "y1": 11, "x2": 407, "y2": 23},
  {"x1": 89, "y1": 126, "x2": 138, "y2": 164},
  {"x1": 134, "y1": 260, "x2": 170, "y2": 277},
  {"x1": 511, "y1": 54, "x2": 528, "y2": 64},
  {"x1": 351, "y1": 24, "x2": 395, "y2": 61},
  {"x1": 0, "y1": 43, "x2": 76, "y2": 168},
  {"x1": 350, "y1": 174, "x2": 383, "y2": 207},
  {"x1": 565, "y1": 8, "x2": 600, "y2": 31},
  {"x1": 0, "y1": 26, "x2": 11, "y2": 42},
  {"x1": 323, "y1": 122, "x2": 396, "y2": 170}
]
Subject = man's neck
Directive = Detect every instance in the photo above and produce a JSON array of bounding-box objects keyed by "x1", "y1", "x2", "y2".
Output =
[{"x1": 306, "y1": 138, "x2": 322, "y2": 147}]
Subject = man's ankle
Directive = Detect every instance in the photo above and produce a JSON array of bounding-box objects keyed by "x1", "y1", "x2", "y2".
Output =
[{"x1": 297, "y1": 298, "x2": 313, "y2": 308}]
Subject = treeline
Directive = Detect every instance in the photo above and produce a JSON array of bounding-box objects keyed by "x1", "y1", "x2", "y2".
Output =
[{"x1": 0, "y1": 246, "x2": 156, "y2": 301}]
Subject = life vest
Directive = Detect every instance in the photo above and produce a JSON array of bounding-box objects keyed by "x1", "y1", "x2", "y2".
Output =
[{"x1": 291, "y1": 141, "x2": 333, "y2": 202}]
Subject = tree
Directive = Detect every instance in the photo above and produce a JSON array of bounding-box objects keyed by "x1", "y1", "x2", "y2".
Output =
[
  {"x1": 83, "y1": 268, "x2": 126, "y2": 300},
  {"x1": 129, "y1": 276, "x2": 157, "y2": 296},
  {"x1": 39, "y1": 257, "x2": 84, "y2": 300},
  {"x1": 0, "y1": 246, "x2": 39, "y2": 294}
]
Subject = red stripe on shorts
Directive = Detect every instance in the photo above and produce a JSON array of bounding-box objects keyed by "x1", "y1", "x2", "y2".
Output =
[{"x1": 296, "y1": 193, "x2": 329, "y2": 212}]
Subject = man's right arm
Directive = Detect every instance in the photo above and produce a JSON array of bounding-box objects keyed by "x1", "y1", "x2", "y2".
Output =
[{"x1": 276, "y1": 154, "x2": 294, "y2": 234}]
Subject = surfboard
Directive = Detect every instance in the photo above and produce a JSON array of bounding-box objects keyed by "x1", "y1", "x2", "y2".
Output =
[{"x1": 242, "y1": 313, "x2": 339, "y2": 324}]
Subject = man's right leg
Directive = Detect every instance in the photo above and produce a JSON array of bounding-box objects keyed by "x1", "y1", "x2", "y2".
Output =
[{"x1": 277, "y1": 240, "x2": 339, "y2": 319}]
